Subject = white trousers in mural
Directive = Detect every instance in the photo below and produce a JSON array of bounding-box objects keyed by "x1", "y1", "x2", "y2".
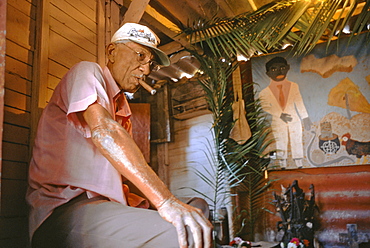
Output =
[{"x1": 271, "y1": 118, "x2": 304, "y2": 160}]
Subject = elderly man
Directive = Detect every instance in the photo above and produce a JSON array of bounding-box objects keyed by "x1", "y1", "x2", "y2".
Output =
[{"x1": 27, "y1": 23, "x2": 212, "y2": 248}]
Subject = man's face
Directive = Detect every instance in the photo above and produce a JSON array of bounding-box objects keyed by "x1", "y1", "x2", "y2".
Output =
[
  {"x1": 107, "y1": 42, "x2": 153, "y2": 93},
  {"x1": 266, "y1": 62, "x2": 290, "y2": 81}
]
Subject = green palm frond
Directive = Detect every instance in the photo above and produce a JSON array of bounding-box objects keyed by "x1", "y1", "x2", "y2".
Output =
[
  {"x1": 186, "y1": 51, "x2": 274, "y2": 241},
  {"x1": 185, "y1": 0, "x2": 369, "y2": 58}
]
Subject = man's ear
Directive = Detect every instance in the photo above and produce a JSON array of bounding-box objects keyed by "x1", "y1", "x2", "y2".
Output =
[
  {"x1": 286, "y1": 64, "x2": 290, "y2": 70},
  {"x1": 106, "y1": 43, "x2": 116, "y2": 63}
]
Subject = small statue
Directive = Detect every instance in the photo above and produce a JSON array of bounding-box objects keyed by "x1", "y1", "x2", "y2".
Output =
[{"x1": 273, "y1": 180, "x2": 318, "y2": 248}]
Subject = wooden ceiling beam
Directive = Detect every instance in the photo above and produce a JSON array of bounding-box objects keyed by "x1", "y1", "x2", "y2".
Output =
[
  {"x1": 121, "y1": 0, "x2": 193, "y2": 54},
  {"x1": 121, "y1": 0, "x2": 150, "y2": 25},
  {"x1": 246, "y1": 0, "x2": 258, "y2": 11},
  {"x1": 291, "y1": 2, "x2": 366, "y2": 32},
  {"x1": 140, "y1": 11, "x2": 192, "y2": 50},
  {"x1": 213, "y1": 0, "x2": 235, "y2": 16},
  {"x1": 154, "y1": 0, "x2": 203, "y2": 27}
]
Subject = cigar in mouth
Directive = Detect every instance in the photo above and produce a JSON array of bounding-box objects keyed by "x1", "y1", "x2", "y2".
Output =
[{"x1": 139, "y1": 79, "x2": 156, "y2": 95}]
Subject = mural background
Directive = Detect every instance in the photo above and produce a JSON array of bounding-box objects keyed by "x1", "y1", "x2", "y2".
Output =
[{"x1": 252, "y1": 33, "x2": 370, "y2": 169}]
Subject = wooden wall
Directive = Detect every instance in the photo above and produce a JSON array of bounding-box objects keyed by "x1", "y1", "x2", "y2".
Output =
[
  {"x1": 168, "y1": 114, "x2": 216, "y2": 203},
  {"x1": 35, "y1": 0, "x2": 101, "y2": 108},
  {"x1": 2, "y1": 0, "x2": 102, "y2": 246},
  {"x1": 2, "y1": 0, "x2": 36, "y2": 246}
]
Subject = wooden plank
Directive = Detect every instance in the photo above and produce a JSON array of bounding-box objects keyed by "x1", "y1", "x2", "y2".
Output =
[
  {"x1": 0, "y1": 236, "x2": 29, "y2": 248},
  {"x1": 1, "y1": 161, "x2": 28, "y2": 180},
  {"x1": 7, "y1": 0, "x2": 36, "y2": 20},
  {"x1": 213, "y1": 0, "x2": 235, "y2": 16},
  {"x1": 3, "y1": 123, "x2": 29, "y2": 145},
  {"x1": 46, "y1": 88, "x2": 54, "y2": 102},
  {"x1": 49, "y1": 4, "x2": 97, "y2": 46},
  {"x1": 0, "y1": 216, "x2": 28, "y2": 242},
  {"x1": 5, "y1": 4, "x2": 35, "y2": 50},
  {"x1": 48, "y1": 59, "x2": 69, "y2": 79},
  {"x1": 96, "y1": 0, "x2": 105, "y2": 66},
  {"x1": 150, "y1": 0, "x2": 201, "y2": 28},
  {"x1": 3, "y1": 106, "x2": 30, "y2": 128},
  {"x1": 65, "y1": 0, "x2": 96, "y2": 22},
  {"x1": 2, "y1": 142, "x2": 29, "y2": 162},
  {"x1": 110, "y1": 1, "x2": 120, "y2": 35},
  {"x1": 30, "y1": 0, "x2": 49, "y2": 164},
  {"x1": 0, "y1": 0, "x2": 6, "y2": 216},
  {"x1": 49, "y1": 30, "x2": 96, "y2": 68},
  {"x1": 4, "y1": 89, "x2": 30, "y2": 112},
  {"x1": 50, "y1": 0, "x2": 96, "y2": 32},
  {"x1": 5, "y1": 56, "x2": 32, "y2": 81},
  {"x1": 49, "y1": 17, "x2": 96, "y2": 54},
  {"x1": 31, "y1": 0, "x2": 49, "y2": 109},
  {"x1": 167, "y1": 114, "x2": 214, "y2": 201},
  {"x1": 5, "y1": 39, "x2": 34, "y2": 66},
  {"x1": 121, "y1": 0, "x2": 191, "y2": 52},
  {"x1": 130, "y1": 103, "x2": 151, "y2": 163},
  {"x1": 158, "y1": 41, "x2": 183, "y2": 56},
  {"x1": 0, "y1": 179, "x2": 28, "y2": 217},
  {"x1": 122, "y1": 0, "x2": 150, "y2": 24},
  {"x1": 47, "y1": 74, "x2": 61, "y2": 90},
  {"x1": 80, "y1": 0, "x2": 96, "y2": 12},
  {"x1": 139, "y1": 11, "x2": 191, "y2": 51},
  {"x1": 5, "y1": 72, "x2": 31, "y2": 96},
  {"x1": 5, "y1": 43, "x2": 33, "y2": 96}
]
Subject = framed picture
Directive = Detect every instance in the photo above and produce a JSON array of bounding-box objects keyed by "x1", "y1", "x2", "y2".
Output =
[{"x1": 252, "y1": 33, "x2": 370, "y2": 169}]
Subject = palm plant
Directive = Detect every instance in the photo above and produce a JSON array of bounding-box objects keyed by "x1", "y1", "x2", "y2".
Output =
[
  {"x1": 186, "y1": 51, "x2": 274, "y2": 243},
  {"x1": 182, "y1": 0, "x2": 368, "y2": 244},
  {"x1": 185, "y1": 0, "x2": 369, "y2": 59}
]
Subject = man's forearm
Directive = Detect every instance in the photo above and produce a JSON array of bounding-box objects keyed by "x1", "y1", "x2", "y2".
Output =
[
  {"x1": 82, "y1": 103, "x2": 173, "y2": 208},
  {"x1": 91, "y1": 122, "x2": 173, "y2": 208}
]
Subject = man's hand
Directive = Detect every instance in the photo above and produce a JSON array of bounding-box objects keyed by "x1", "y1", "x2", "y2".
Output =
[
  {"x1": 157, "y1": 196, "x2": 213, "y2": 248},
  {"x1": 280, "y1": 113, "x2": 292, "y2": 123},
  {"x1": 83, "y1": 103, "x2": 212, "y2": 247}
]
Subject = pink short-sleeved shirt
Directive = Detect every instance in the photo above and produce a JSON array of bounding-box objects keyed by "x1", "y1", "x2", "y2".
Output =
[{"x1": 26, "y1": 61, "x2": 132, "y2": 238}]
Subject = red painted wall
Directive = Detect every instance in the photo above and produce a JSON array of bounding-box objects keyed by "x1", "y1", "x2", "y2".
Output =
[{"x1": 263, "y1": 165, "x2": 370, "y2": 247}]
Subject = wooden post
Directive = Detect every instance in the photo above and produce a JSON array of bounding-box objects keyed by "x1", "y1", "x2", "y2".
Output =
[
  {"x1": 30, "y1": 0, "x2": 50, "y2": 155},
  {"x1": 0, "y1": 0, "x2": 6, "y2": 212},
  {"x1": 97, "y1": 0, "x2": 107, "y2": 66}
]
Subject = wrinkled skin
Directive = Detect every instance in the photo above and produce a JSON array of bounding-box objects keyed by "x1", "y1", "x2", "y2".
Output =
[
  {"x1": 78, "y1": 41, "x2": 212, "y2": 248},
  {"x1": 158, "y1": 196, "x2": 212, "y2": 248},
  {"x1": 106, "y1": 42, "x2": 151, "y2": 93}
]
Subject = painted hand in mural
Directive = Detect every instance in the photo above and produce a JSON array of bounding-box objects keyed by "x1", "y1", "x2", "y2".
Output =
[
  {"x1": 158, "y1": 196, "x2": 213, "y2": 248},
  {"x1": 280, "y1": 113, "x2": 293, "y2": 123}
]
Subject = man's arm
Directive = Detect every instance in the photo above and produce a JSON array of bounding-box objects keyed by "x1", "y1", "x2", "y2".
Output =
[{"x1": 79, "y1": 102, "x2": 212, "y2": 248}]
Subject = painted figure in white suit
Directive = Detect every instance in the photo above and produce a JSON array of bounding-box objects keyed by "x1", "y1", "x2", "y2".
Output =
[{"x1": 259, "y1": 57, "x2": 312, "y2": 168}]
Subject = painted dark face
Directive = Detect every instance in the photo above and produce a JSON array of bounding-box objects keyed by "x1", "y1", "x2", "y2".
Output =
[{"x1": 266, "y1": 62, "x2": 290, "y2": 81}]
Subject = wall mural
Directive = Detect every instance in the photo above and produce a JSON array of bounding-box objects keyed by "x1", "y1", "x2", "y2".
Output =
[{"x1": 252, "y1": 33, "x2": 370, "y2": 169}]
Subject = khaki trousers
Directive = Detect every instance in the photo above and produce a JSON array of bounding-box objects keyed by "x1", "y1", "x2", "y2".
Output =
[{"x1": 32, "y1": 193, "x2": 196, "y2": 248}]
